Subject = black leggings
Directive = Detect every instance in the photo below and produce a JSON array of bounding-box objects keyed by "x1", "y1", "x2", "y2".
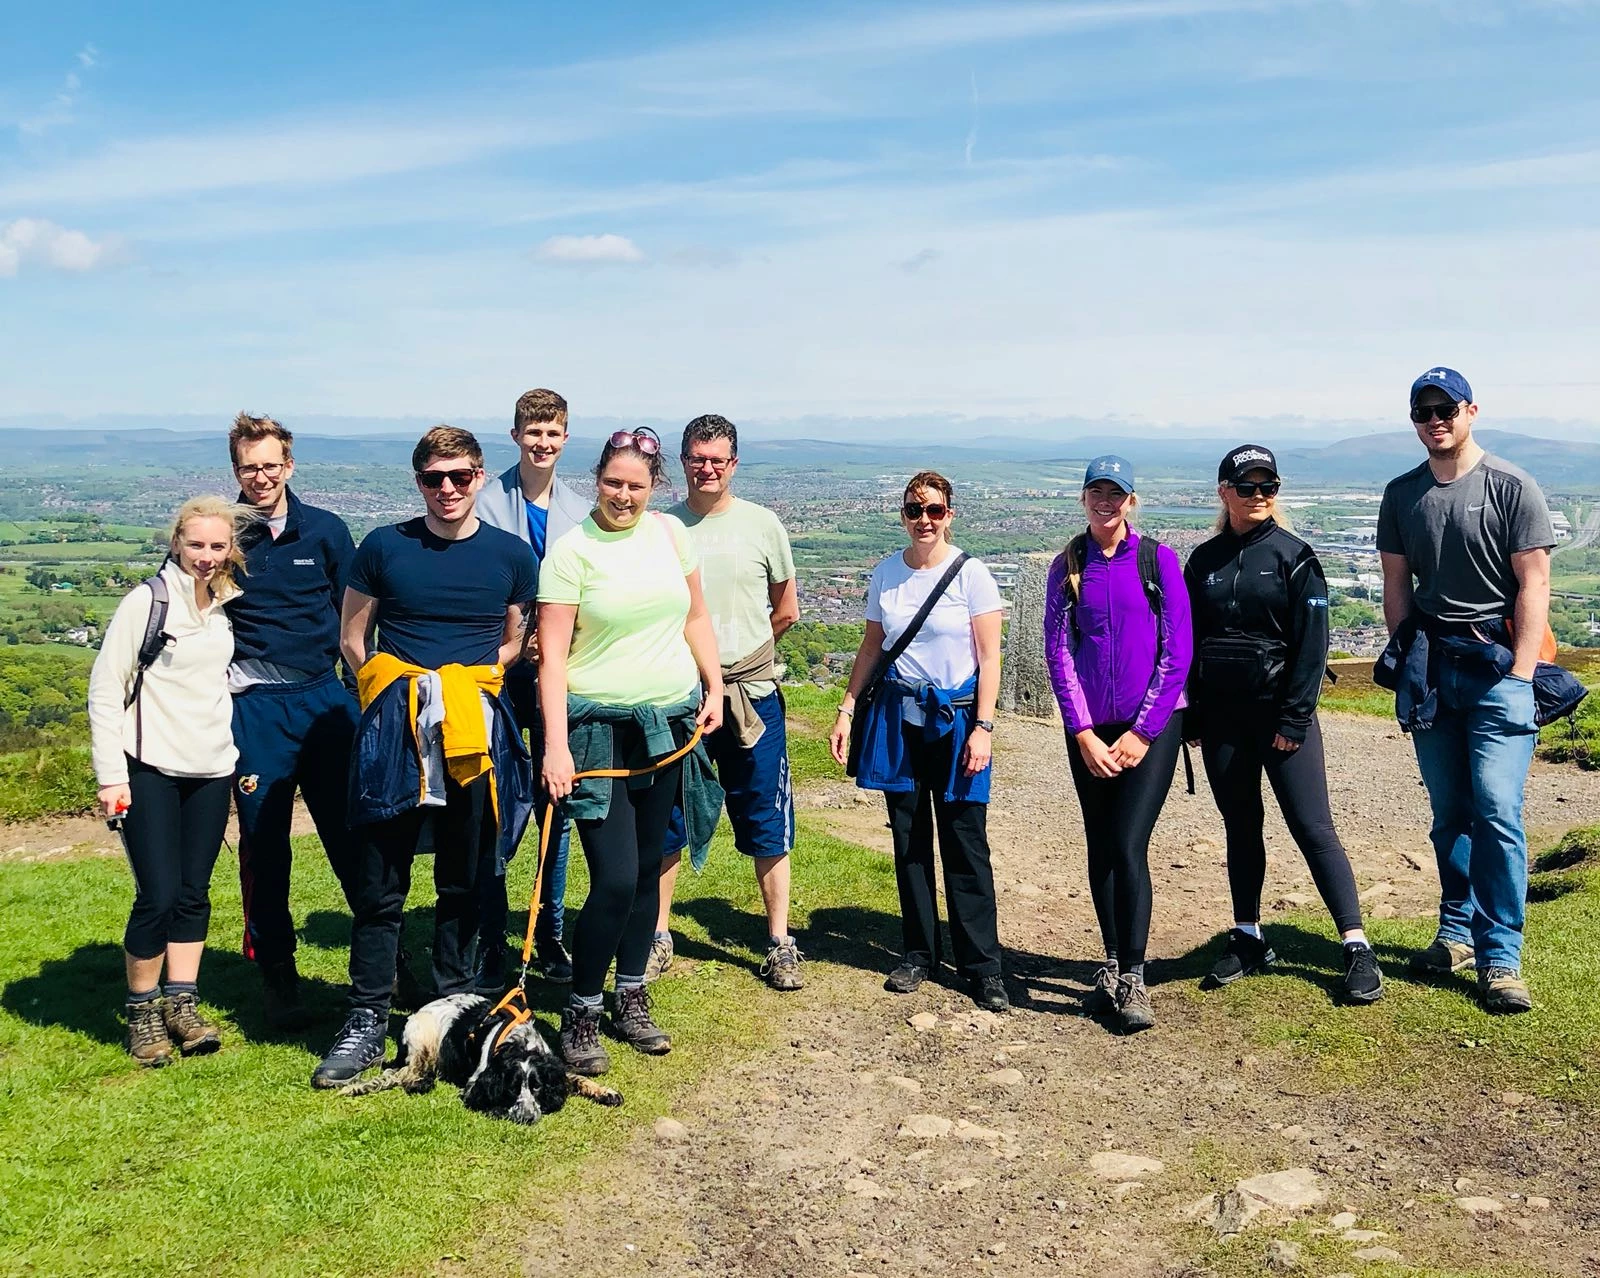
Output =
[
  {"x1": 570, "y1": 759, "x2": 683, "y2": 999},
  {"x1": 121, "y1": 758, "x2": 232, "y2": 959},
  {"x1": 1066, "y1": 719, "x2": 1182, "y2": 969},
  {"x1": 1200, "y1": 715, "x2": 1362, "y2": 934}
]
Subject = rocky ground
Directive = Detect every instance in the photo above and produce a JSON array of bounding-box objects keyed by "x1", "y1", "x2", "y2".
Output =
[{"x1": 517, "y1": 711, "x2": 1600, "y2": 1277}]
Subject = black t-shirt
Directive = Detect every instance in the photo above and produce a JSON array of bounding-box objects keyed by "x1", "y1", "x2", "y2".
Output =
[{"x1": 348, "y1": 518, "x2": 538, "y2": 669}]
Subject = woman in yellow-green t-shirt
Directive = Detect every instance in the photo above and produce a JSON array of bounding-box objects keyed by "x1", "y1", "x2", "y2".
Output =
[{"x1": 537, "y1": 428, "x2": 724, "y2": 1077}]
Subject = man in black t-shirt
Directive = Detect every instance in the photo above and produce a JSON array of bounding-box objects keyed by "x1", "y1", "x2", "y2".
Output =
[{"x1": 312, "y1": 426, "x2": 539, "y2": 1089}]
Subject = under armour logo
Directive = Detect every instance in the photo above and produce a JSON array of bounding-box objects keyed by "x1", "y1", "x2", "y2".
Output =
[
  {"x1": 1107, "y1": 462, "x2": 1121, "y2": 471},
  {"x1": 1428, "y1": 370, "x2": 1447, "y2": 379}
]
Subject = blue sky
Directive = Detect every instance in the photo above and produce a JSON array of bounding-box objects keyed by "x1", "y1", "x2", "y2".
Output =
[{"x1": 3, "y1": 1, "x2": 1599, "y2": 435}]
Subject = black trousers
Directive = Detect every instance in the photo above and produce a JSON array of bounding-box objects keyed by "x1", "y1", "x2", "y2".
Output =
[
  {"x1": 1200, "y1": 714, "x2": 1363, "y2": 934},
  {"x1": 1066, "y1": 718, "x2": 1182, "y2": 969},
  {"x1": 569, "y1": 753, "x2": 683, "y2": 999},
  {"x1": 121, "y1": 758, "x2": 232, "y2": 959},
  {"x1": 346, "y1": 773, "x2": 496, "y2": 1014},
  {"x1": 882, "y1": 725, "x2": 1002, "y2": 979}
]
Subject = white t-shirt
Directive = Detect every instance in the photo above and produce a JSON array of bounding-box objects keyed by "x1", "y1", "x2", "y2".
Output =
[{"x1": 865, "y1": 547, "x2": 1004, "y2": 725}]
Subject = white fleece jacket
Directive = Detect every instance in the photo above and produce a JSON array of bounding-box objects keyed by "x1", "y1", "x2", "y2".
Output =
[{"x1": 88, "y1": 559, "x2": 240, "y2": 786}]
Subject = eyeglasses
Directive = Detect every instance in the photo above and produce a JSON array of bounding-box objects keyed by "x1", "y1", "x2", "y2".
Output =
[
  {"x1": 1410, "y1": 402, "x2": 1463, "y2": 424},
  {"x1": 608, "y1": 429, "x2": 661, "y2": 456},
  {"x1": 235, "y1": 463, "x2": 286, "y2": 480},
  {"x1": 902, "y1": 501, "x2": 949, "y2": 521},
  {"x1": 415, "y1": 467, "x2": 481, "y2": 490},
  {"x1": 683, "y1": 454, "x2": 735, "y2": 471},
  {"x1": 1231, "y1": 480, "x2": 1281, "y2": 498}
]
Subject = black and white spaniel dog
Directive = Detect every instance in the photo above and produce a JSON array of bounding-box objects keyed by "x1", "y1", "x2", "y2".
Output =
[{"x1": 340, "y1": 993, "x2": 623, "y2": 1123}]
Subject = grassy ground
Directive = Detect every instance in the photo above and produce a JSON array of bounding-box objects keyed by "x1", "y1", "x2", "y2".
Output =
[
  {"x1": 0, "y1": 745, "x2": 96, "y2": 821},
  {"x1": 1182, "y1": 824, "x2": 1600, "y2": 1106},
  {"x1": 0, "y1": 815, "x2": 899, "y2": 1278}
]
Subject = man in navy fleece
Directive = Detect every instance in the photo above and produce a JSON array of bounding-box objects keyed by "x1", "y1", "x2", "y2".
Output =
[{"x1": 225, "y1": 413, "x2": 362, "y2": 1030}]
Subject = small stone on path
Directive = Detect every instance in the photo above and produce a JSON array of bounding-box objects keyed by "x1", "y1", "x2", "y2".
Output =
[
  {"x1": 1353, "y1": 1246, "x2": 1402, "y2": 1263},
  {"x1": 952, "y1": 1119, "x2": 1002, "y2": 1143},
  {"x1": 843, "y1": 1176, "x2": 892, "y2": 1200},
  {"x1": 1454, "y1": 1196, "x2": 1506, "y2": 1216},
  {"x1": 1112, "y1": 1182, "x2": 1144, "y2": 1200},
  {"x1": 1527, "y1": 1196, "x2": 1551, "y2": 1211},
  {"x1": 1237, "y1": 1168, "x2": 1327, "y2": 1211},
  {"x1": 1342, "y1": 1229, "x2": 1387, "y2": 1243},
  {"x1": 885, "y1": 1075, "x2": 922, "y2": 1094},
  {"x1": 1501, "y1": 1091, "x2": 1525, "y2": 1107},
  {"x1": 1280, "y1": 1125, "x2": 1306, "y2": 1140},
  {"x1": 1275, "y1": 893, "x2": 1312, "y2": 910},
  {"x1": 1371, "y1": 903, "x2": 1399, "y2": 919},
  {"x1": 1329, "y1": 1211, "x2": 1357, "y2": 1230},
  {"x1": 1266, "y1": 1239, "x2": 1302, "y2": 1271},
  {"x1": 899, "y1": 1114, "x2": 953, "y2": 1140},
  {"x1": 984, "y1": 1068, "x2": 1024, "y2": 1086},
  {"x1": 1089, "y1": 1151, "x2": 1166, "y2": 1180},
  {"x1": 802, "y1": 1048, "x2": 835, "y2": 1061},
  {"x1": 937, "y1": 1177, "x2": 979, "y2": 1195},
  {"x1": 653, "y1": 1117, "x2": 688, "y2": 1143},
  {"x1": 907, "y1": 1012, "x2": 939, "y2": 1032},
  {"x1": 1211, "y1": 1189, "x2": 1263, "y2": 1235}
]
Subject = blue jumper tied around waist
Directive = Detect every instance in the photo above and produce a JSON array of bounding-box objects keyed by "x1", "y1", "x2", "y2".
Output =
[{"x1": 851, "y1": 668, "x2": 990, "y2": 804}]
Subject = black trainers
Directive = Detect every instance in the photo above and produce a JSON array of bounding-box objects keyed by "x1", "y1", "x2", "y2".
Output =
[
  {"x1": 311, "y1": 1008, "x2": 387, "y2": 1089},
  {"x1": 261, "y1": 958, "x2": 309, "y2": 1032},
  {"x1": 474, "y1": 942, "x2": 510, "y2": 996},
  {"x1": 560, "y1": 1003, "x2": 611, "y2": 1075},
  {"x1": 1085, "y1": 962, "x2": 1119, "y2": 1015},
  {"x1": 1342, "y1": 943, "x2": 1384, "y2": 1004},
  {"x1": 536, "y1": 938, "x2": 575, "y2": 985},
  {"x1": 1115, "y1": 973, "x2": 1155, "y2": 1033},
  {"x1": 1203, "y1": 928, "x2": 1277, "y2": 989},
  {"x1": 972, "y1": 973, "x2": 1010, "y2": 1013},
  {"x1": 611, "y1": 984, "x2": 672, "y2": 1055},
  {"x1": 885, "y1": 960, "x2": 930, "y2": 994}
]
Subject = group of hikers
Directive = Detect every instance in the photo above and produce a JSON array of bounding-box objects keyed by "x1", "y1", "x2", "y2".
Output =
[{"x1": 86, "y1": 365, "x2": 1561, "y2": 1084}]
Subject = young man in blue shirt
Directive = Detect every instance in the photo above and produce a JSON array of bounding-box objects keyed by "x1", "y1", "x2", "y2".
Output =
[
  {"x1": 225, "y1": 413, "x2": 361, "y2": 1030},
  {"x1": 475, "y1": 389, "x2": 591, "y2": 987}
]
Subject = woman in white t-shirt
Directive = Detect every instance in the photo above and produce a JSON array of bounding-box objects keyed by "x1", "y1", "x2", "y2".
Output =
[{"x1": 828, "y1": 471, "x2": 1008, "y2": 1011}]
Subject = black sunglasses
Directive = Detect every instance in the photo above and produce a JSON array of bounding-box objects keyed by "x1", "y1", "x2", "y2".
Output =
[
  {"x1": 1410, "y1": 402, "x2": 1463, "y2": 424},
  {"x1": 415, "y1": 467, "x2": 480, "y2": 489},
  {"x1": 902, "y1": 501, "x2": 949, "y2": 521},
  {"x1": 1231, "y1": 480, "x2": 1281, "y2": 498}
]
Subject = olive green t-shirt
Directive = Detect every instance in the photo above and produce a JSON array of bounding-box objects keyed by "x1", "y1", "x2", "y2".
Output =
[
  {"x1": 538, "y1": 512, "x2": 699, "y2": 707},
  {"x1": 667, "y1": 497, "x2": 795, "y2": 699}
]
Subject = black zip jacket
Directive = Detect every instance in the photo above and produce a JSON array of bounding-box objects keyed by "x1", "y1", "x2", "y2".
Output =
[
  {"x1": 227, "y1": 488, "x2": 355, "y2": 675},
  {"x1": 1183, "y1": 517, "x2": 1330, "y2": 744}
]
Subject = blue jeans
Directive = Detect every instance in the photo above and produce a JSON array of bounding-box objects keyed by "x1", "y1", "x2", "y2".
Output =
[{"x1": 1411, "y1": 663, "x2": 1539, "y2": 971}]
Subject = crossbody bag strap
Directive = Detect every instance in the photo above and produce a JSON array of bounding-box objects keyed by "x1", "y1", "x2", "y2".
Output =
[{"x1": 863, "y1": 551, "x2": 970, "y2": 701}]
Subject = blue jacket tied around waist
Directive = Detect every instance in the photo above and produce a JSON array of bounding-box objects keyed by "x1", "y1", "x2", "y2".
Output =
[
  {"x1": 347, "y1": 675, "x2": 535, "y2": 873},
  {"x1": 852, "y1": 668, "x2": 990, "y2": 804}
]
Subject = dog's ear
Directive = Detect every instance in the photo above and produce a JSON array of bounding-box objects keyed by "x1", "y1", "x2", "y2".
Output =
[
  {"x1": 462, "y1": 1057, "x2": 521, "y2": 1118},
  {"x1": 527, "y1": 1053, "x2": 569, "y2": 1117}
]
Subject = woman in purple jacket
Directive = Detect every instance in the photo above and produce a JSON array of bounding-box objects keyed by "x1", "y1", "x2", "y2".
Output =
[{"x1": 1045, "y1": 456, "x2": 1192, "y2": 1033}]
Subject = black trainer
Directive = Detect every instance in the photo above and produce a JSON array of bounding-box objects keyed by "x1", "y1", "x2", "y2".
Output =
[
  {"x1": 611, "y1": 984, "x2": 672, "y2": 1055},
  {"x1": 311, "y1": 1008, "x2": 387, "y2": 1089},
  {"x1": 536, "y1": 938, "x2": 575, "y2": 985},
  {"x1": 261, "y1": 958, "x2": 309, "y2": 1032},
  {"x1": 972, "y1": 973, "x2": 1010, "y2": 1013},
  {"x1": 474, "y1": 942, "x2": 510, "y2": 996},
  {"x1": 884, "y1": 960, "x2": 930, "y2": 994},
  {"x1": 560, "y1": 1004, "x2": 611, "y2": 1076},
  {"x1": 1341, "y1": 943, "x2": 1384, "y2": 1004},
  {"x1": 1203, "y1": 928, "x2": 1277, "y2": 989}
]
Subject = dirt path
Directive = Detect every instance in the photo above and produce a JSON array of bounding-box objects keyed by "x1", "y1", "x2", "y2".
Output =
[{"x1": 517, "y1": 712, "x2": 1600, "y2": 1277}]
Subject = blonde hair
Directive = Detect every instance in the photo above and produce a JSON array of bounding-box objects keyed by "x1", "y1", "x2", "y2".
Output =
[
  {"x1": 1213, "y1": 488, "x2": 1292, "y2": 533},
  {"x1": 169, "y1": 495, "x2": 254, "y2": 594}
]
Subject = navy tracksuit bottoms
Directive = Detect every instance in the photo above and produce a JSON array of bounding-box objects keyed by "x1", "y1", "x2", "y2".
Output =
[{"x1": 232, "y1": 671, "x2": 362, "y2": 966}]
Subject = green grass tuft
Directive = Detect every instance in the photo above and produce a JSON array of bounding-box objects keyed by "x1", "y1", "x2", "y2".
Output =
[{"x1": 0, "y1": 745, "x2": 96, "y2": 821}]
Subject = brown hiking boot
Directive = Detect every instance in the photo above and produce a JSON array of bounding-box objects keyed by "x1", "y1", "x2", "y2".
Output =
[
  {"x1": 162, "y1": 992, "x2": 222, "y2": 1056},
  {"x1": 611, "y1": 984, "x2": 672, "y2": 1055},
  {"x1": 127, "y1": 999, "x2": 173, "y2": 1068},
  {"x1": 1479, "y1": 967, "x2": 1533, "y2": 1015}
]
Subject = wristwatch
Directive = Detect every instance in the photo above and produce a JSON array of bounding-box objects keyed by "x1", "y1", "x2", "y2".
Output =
[{"x1": 974, "y1": 718, "x2": 995, "y2": 732}]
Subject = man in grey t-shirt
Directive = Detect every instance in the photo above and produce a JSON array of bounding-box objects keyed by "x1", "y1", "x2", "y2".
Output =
[{"x1": 1377, "y1": 367, "x2": 1554, "y2": 1014}]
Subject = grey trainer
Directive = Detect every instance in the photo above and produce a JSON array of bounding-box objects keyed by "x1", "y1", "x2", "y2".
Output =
[{"x1": 762, "y1": 940, "x2": 805, "y2": 992}]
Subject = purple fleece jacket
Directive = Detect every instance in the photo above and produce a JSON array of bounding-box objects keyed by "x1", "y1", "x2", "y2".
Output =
[{"x1": 1043, "y1": 530, "x2": 1193, "y2": 740}]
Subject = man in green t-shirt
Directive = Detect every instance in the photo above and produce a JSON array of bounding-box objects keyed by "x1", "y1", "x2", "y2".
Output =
[{"x1": 652, "y1": 414, "x2": 803, "y2": 990}]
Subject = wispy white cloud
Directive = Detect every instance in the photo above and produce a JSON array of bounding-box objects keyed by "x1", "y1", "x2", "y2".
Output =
[
  {"x1": 534, "y1": 233, "x2": 646, "y2": 265},
  {"x1": 0, "y1": 218, "x2": 118, "y2": 278},
  {"x1": 18, "y1": 44, "x2": 100, "y2": 136}
]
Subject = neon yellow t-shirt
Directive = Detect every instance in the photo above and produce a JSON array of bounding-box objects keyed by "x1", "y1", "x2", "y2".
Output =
[{"x1": 538, "y1": 511, "x2": 699, "y2": 707}]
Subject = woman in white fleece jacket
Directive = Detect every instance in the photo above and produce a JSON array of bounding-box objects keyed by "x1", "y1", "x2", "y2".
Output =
[{"x1": 88, "y1": 495, "x2": 251, "y2": 1067}]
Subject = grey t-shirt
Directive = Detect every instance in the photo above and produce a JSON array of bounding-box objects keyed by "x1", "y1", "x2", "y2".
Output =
[{"x1": 1376, "y1": 452, "x2": 1555, "y2": 624}]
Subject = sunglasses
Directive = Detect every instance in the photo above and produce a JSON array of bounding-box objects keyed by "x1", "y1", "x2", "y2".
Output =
[
  {"x1": 415, "y1": 467, "x2": 480, "y2": 490},
  {"x1": 902, "y1": 501, "x2": 949, "y2": 521},
  {"x1": 1410, "y1": 402, "x2": 1463, "y2": 424},
  {"x1": 1231, "y1": 480, "x2": 1281, "y2": 498},
  {"x1": 608, "y1": 429, "x2": 661, "y2": 456}
]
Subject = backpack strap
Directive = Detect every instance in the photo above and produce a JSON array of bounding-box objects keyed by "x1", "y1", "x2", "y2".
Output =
[
  {"x1": 1062, "y1": 533, "x2": 1088, "y2": 643},
  {"x1": 126, "y1": 568, "x2": 175, "y2": 759}
]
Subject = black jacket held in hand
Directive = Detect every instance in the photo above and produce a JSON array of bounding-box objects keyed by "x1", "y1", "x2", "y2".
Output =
[{"x1": 1184, "y1": 517, "x2": 1331, "y2": 744}]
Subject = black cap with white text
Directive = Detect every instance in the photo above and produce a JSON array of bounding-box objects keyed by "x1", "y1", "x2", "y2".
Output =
[{"x1": 1217, "y1": 444, "x2": 1280, "y2": 484}]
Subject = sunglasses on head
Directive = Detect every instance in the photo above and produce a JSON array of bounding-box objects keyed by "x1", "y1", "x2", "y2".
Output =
[
  {"x1": 902, "y1": 501, "x2": 949, "y2": 521},
  {"x1": 1410, "y1": 402, "x2": 1463, "y2": 424},
  {"x1": 1231, "y1": 480, "x2": 1281, "y2": 498},
  {"x1": 608, "y1": 429, "x2": 661, "y2": 456},
  {"x1": 415, "y1": 467, "x2": 480, "y2": 489}
]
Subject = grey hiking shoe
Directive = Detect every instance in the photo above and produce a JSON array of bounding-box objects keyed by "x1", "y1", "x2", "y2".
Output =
[
  {"x1": 884, "y1": 959, "x2": 929, "y2": 994},
  {"x1": 560, "y1": 1004, "x2": 611, "y2": 1076},
  {"x1": 1115, "y1": 974, "x2": 1155, "y2": 1034},
  {"x1": 126, "y1": 999, "x2": 173, "y2": 1068},
  {"x1": 762, "y1": 939, "x2": 805, "y2": 991},
  {"x1": 643, "y1": 933, "x2": 674, "y2": 983},
  {"x1": 611, "y1": 984, "x2": 672, "y2": 1055},
  {"x1": 162, "y1": 992, "x2": 221, "y2": 1056},
  {"x1": 1479, "y1": 966, "x2": 1532, "y2": 1015},
  {"x1": 1409, "y1": 937, "x2": 1475, "y2": 977},
  {"x1": 312, "y1": 1009, "x2": 387, "y2": 1089},
  {"x1": 1085, "y1": 963, "x2": 1119, "y2": 1015}
]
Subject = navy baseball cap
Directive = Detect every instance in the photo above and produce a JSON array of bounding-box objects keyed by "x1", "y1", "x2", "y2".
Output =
[
  {"x1": 1411, "y1": 367, "x2": 1473, "y2": 405},
  {"x1": 1218, "y1": 444, "x2": 1279, "y2": 484},
  {"x1": 1083, "y1": 454, "x2": 1135, "y2": 493}
]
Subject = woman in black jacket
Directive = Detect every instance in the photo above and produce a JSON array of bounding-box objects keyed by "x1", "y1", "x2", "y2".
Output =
[{"x1": 1184, "y1": 445, "x2": 1382, "y2": 1004}]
